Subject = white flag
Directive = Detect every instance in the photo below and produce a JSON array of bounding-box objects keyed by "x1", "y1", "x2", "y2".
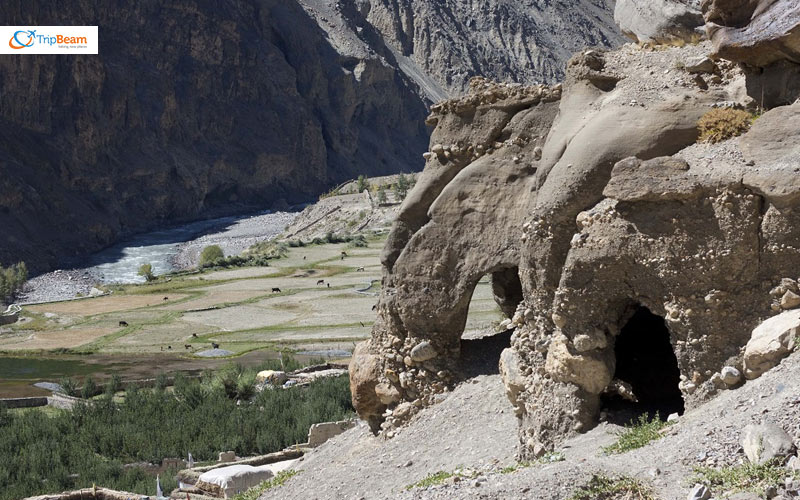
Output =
[{"x1": 156, "y1": 474, "x2": 163, "y2": 498}]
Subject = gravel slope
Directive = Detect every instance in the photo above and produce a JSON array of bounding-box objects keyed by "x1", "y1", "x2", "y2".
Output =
[{"x1": 264, "y1": 352, "x2": 800, "y2": 500}]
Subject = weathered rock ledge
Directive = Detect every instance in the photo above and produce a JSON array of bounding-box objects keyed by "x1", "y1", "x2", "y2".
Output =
[{"x1": 350, "y1": 1, "x2": 800, "y2": 459}]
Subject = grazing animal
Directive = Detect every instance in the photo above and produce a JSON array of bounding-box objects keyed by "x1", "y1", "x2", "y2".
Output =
[
  {"x1": 167, "y1": 345, "x2": 172, "y2": 350},
  {"x1": 184, "y1": 344, "x2": 191, "y2": 350},
  {"x1": 340, "y1": 251, "x2": 347, "y2": 260},
  {"x1": 317, "y1": 279, "x2": 325, "y2": 285},
  {"x1": 327, "y1": 283, "x2": 330, "y2": 288},
  {"x1": 303, "y1": 256, "x2": 306, "y2": 260},
  {"x1": 211, "y1": 342, "x2": 220, "y2": 349},
  {"x1": 272, "y1": 287, "x2": 281, "y2": 293},
  {"x1": 356, "y1": 267, "x2": 365, "y2": 272},
  {"x1": 372, "y1": 304, "x2": 377, "y2": 311},
  {"x1": 119, "y1": 321, "x2": 129, "y2": 327},
  {"x1": 163, "y1": 296, "x2": 169, "y2": 301},
  {"x1": 192, "y1": 333, "x2": 198, "y2": 338}
]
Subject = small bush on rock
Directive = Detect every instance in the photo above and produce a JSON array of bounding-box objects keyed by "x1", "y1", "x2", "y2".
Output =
[{"x1": 698, "y1": 108, "x2": 756, "y2": 143}]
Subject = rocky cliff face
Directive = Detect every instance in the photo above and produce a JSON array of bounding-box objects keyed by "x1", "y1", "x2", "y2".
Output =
[
  {"x1": 0, "y1": 0, "x2": 622, "y2": 271},
  {"x1": 351, "y1": 0, "x2": 800, "y2": 459},
  {"x1": 364, "y1": 0, "x2": 623, "y2": 97}
]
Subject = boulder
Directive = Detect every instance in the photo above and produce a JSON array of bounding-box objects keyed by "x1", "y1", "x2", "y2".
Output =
[
  {"x1": 684, "y1": 55, "x2": 716, "y2": 74},
  {"x1": 410, "y1": 341, "x2": 438, "y2": 362},
  {"x1": 703, "y1": 0, "x2": 800, "y2": 67},
  {"x1": 615, "y1": 0, "x2": 704, "y2": 44},
  {"x1": 782, "y1": 290, "x2": 800, "y2": 309},
  {"x1": 499, "y1": 348, "x2": 526, "y2": 416},
  {"x1": 740, "y1": 422, "x2": 796, "y2": 465},
  {"x1": 743, "y1": 310, "x2": 800, "y2": 379},
  {"x1": 687, "y1": 483, "x2": 711, "y2": 500},
  {"x1": 255, "y1": 370, "x2": 287, "y2": 386},
  {"x1": 348, "y1": 341, "x2": 386, "y2": 431},
  {"x1": 720, "y1": 366, "x2": 742, "y2": 386}
]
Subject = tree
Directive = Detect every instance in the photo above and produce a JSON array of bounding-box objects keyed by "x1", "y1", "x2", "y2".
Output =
[
  {"x1": 376, "y1": 185, "x2": 387, "y2": 204},
  {"x1": 199, "y1": 245, "x2": 224, "y2": 268},
  {"x1": 0, "y1": 262, "x2": 27, "y2": 304},
  {"x1": 356, "y1": 174, "x2": 370, "y2": 193},
  {"x1": 394, "y1": 173, "x2": 410, "y2": 199},
  {"x1": 138, "y1": 263, "x2": 155, "y2": 282}
]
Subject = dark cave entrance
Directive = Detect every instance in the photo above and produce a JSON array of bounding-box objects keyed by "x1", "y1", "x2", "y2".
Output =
[
  {"x1": 458, "y1": 267, "x2": 521, "y2": 378},
  {"x1": 601, "y1": 306, "x2": 684, "y2": 424}
]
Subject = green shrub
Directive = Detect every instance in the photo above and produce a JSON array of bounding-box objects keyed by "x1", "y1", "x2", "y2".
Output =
[
  {"x1": 199, "y1": 245, "x2": 225, "y2": 268},
  {"x1": 81, "y1": 376, "x2": 99, "y2": 399},
  {"x1": 698, "y1": 108, "x2": 756, "y2": 143},
  {"x1": 356, "y1": 174, "x2": 370, "y2": 193},
  {"x1": 105, "y1": 374, "x2": 122, "y2": 396},
  {"x1": 602, "y1": 413, "x2": 671, "y2": 455},
  {"x1": 0, "y1": 262, "x2": 27, "y2": 304},
  {"x1": 347, "y1": 235, "x2": 368, "y2": 248},
  {"x1": 137, "y1": 263, "x2": 156, "y2": 282},
  {"x1": 154, "y1": 372, "x2": 168, "y2": 392},
  {"x1": 376, "y1": 186, "x2": 387, "y2": 204},
  {"x1": 692, "y1": 460, "x2": 799, "y2": 496},
  {"x1": 569, "y1": 474, "x2": 656, "y2": 500},
  {"x1": 58, "y1": 377, "x2": 79, "y2": 397}
]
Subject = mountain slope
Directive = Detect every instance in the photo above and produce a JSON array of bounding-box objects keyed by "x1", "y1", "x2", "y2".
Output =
[{"x1": 0, "y1": 0, "x2": 621, "y2": 271}]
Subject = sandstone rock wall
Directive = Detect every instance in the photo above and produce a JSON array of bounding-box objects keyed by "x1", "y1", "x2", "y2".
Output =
[{"x1": 351, "y1": 5, "x2": 800, "y2": 456}]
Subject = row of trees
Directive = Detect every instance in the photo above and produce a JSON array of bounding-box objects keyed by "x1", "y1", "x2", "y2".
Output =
[
  {"x1": 1, "y1": 362, "x2": 352, "y2": 500},
  {"x1": 361, "y1": 173, "x2": 414, "y2": 204},
  {"x1": 0, "y1": 262, "x2": 27, "y2": 305}
]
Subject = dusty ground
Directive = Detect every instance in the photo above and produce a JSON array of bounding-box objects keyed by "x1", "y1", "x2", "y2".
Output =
[{"x1": 262, "y1": 348, "x2": 800, "y2": 500}]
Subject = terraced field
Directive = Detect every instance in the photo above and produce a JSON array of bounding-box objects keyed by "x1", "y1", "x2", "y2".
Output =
[{"x1": 0, "y1": 236, "x2": 505, "y2": 396}]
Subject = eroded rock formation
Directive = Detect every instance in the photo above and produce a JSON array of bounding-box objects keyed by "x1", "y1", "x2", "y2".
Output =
[{"x1": 351, "y1": 1, "x2": 800, "y2": 458}]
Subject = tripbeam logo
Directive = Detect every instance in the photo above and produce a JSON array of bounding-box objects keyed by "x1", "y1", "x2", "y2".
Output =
[
  {"x1": 1, "y1": 26, "x2": 97, "y2": 54},
  {"x1": 8, "y1": 29, "x2": 36, "y2": 49}
]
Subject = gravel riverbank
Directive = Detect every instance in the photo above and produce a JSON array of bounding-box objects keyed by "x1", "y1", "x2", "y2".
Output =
[
  {"x1": 171, "y1": 211, "x2": 296, "y2": 269},
  {"x1": 18, "y1": 211, "x2": 297, "y2": 304}
]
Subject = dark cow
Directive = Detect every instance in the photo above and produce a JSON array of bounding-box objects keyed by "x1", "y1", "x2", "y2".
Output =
[
  {"x1": 211, "y1": 342, "x2": 220, "y2": 349},
  {"x1": 163, "y1": 296, "x2": 169, "y2": 301},
  {"x1": 184, "y1": 344, "x2": 191, "y2": 350},
  {"x1": 119, "y1": 321, "x2": 129, "y2": 327},
  {"x1": 317, "y1": 279, "x2": 325, "y2": 285},
  {"x1": 191, "y1": 333, "x2": 199, "y2": 338},
  {"x1": 340, "y1": 251, "x2": 347, "y2": 260},
  {"x1": 272, "y1": 287, "x2": 281, "y2": 293}
]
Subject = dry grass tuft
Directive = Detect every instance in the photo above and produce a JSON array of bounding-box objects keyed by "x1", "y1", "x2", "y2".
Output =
[{"x1": 698, "y1": 108, "x2": 756, "y2": 143}]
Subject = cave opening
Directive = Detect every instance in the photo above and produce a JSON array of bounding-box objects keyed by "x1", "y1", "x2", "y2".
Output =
[
  {"x1": 601, "y1": 306, "x2": 684, "y2": 424},
  {"x1": 458, "y1": 267, "x2": 521, "y2": 378}
]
